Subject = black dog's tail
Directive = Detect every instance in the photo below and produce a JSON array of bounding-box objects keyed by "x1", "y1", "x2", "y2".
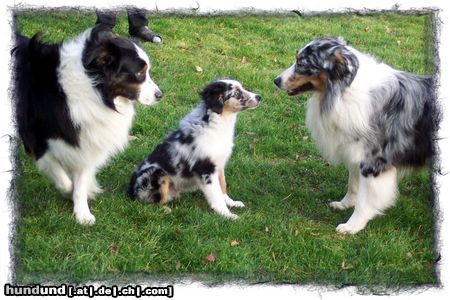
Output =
[{"x1": 12, "y1": 33, "x2": 30, "y2": 55}]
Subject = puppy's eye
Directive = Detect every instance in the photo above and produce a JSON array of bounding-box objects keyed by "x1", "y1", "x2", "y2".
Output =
[{"x1": 234, "y1": 89, "x2": 243, "y2": 99}]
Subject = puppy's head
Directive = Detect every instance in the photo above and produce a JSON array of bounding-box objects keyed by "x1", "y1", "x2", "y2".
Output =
[
  {"x1": 82, "y1": 25, "x2": 163, "y2": 109},
  {"x1": 200, "y1": 79, "x2": 261, "y2": 115},
  {"x1": 274, "y1": 37, "x2": 359, "y2": 109}
]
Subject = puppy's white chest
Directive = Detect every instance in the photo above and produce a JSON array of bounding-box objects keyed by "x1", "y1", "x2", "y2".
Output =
[{"x1": 198, "y1": 127, "x2": 234, "y2": 168}]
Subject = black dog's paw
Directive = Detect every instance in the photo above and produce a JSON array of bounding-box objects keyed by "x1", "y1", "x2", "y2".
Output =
[{"x1": 360, "y1": 156, "x2": 388, "y2": 177}]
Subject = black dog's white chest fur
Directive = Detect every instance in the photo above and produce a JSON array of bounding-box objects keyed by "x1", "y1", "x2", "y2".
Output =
[{"x1": 129, "y1": 79, "x2": 261, "y2": 219}]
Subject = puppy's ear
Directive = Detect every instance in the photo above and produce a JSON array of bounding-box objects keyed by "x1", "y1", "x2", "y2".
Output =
[{"x1": 200, "y1": 81, "x2": 229, "y2": 114}]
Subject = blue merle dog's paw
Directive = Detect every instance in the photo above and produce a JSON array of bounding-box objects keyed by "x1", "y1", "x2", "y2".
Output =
[{"x1": 360, "y1": 156, "x2": 388, "y2": 177}]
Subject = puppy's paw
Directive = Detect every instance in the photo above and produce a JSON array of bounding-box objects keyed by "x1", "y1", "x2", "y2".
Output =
[
  {"x1": 224, "y1": 195, "x2": 245, "y2": 208},
  {"x1": 162, "y1": 206, "x2": 172, "y2": 214},
  {"x1": 231, "y1": 201, "x2": 245, "y2": 208},
  {"x1": 224, "y1": 213, "x2": 239, "y2": 220},
  {"x1": 215, "y1": 207, "x2": 239, "y2": 220},
  {"x1": 75, "y1": 210, "x2": 96, "y2": 225},
  {"x1": 360, "y1": 156, "x2": 387, "y2": 177}
]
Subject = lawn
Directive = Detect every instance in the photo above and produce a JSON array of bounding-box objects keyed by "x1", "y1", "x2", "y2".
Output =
[{"x1": 13, "y1": 10, "x2": 438, "y2": 288}]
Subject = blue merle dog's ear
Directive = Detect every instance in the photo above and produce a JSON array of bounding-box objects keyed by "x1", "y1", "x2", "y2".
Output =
[
  {"x1": 325, "y1": 44, "x2": 359, "y2": 87},
  {"x1": 200, "y1": 81, "x2": 229, "y2": 114},
  {"x1": 321, "y1": 39, "x2": 359, "y2": 112}
]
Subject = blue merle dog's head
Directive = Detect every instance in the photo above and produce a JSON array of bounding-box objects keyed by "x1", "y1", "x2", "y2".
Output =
[
  {"x1": 274, "y1": 37, "x2": 359, "y2": 111},
  {"x1": 200, "y1": 79, "x2": 261, "y2": 115}
]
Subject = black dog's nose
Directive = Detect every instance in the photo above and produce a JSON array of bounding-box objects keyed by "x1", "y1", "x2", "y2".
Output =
[
  {"x1": 155, "y1": 91, "x2": 163, "y2": 101},
  {"x1": 274, "y1": 77, "x2": 282, "y2": 88},
  {"x1": 255, "y1": 95, "x2": 262, "y2": 102}
]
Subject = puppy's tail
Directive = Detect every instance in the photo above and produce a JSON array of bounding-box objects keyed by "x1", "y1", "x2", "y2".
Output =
[
  {"x1": 127, "y1": 169, "x2": 140, "y2": 199},
  {"x1": 128, "y1": 164, "x2": 166, "y2": 203}
]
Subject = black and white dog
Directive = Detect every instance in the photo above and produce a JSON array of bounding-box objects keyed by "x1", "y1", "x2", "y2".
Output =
[
  {"x1": 128, "y1": 80, "x2": 261, "y2": 219},
  {"x1": 13, "y1": 24, "x2": 163, "y2": 225},
  {"x1": 274, "y1": 37, "x2": 438, "y2": 234}
]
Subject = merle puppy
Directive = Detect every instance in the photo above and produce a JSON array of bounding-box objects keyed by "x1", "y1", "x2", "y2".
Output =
[{"x1": 128, "y1": 80, "x2": 261, "y2": 219}]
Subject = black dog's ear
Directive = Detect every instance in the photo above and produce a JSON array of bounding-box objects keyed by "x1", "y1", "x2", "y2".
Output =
[
  {"x1": 200, "y1": 81, "x2": 229, "y2": 114},
  {"x1": 91, "y1": 23, "x2": 115, "y2": 42},
  {"x1": 82, "y1": 24, "x2": 120, "y2": 70},
  {"x1": 83, "y1": 39, "x2": 121, "y2": 70}
]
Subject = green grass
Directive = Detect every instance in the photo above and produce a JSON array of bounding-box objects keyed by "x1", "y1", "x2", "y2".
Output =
[{"x1": 14, "y1": 11, "x2": 438, "y2": 288}]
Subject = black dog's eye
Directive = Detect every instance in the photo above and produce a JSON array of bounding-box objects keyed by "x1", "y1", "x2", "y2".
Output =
[{"x1": 135, "y1": 65, "x2": 148, "y2": 79}]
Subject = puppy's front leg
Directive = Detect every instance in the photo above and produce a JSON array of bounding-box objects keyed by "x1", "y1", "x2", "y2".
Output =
[
  {"x1": 198, "y1": 173, "x2": 238, "y2": 219},
  {"x1": 72, "y1": 168, "x2": 97, "y2": 225},
  {"x1": 218, "y1": 170, "x2": 245, "y2": 208}
]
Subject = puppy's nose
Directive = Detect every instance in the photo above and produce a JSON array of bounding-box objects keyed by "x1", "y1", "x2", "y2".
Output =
[
  {"x1": 273, "y1": 77, "x2": 282, "y2": 88},
  {"x1": 255, "y1": 95, "x2": 262, "y2": 102},
  {"x1": 155, "y1": 90, "x2": 163, "y2": 101}
]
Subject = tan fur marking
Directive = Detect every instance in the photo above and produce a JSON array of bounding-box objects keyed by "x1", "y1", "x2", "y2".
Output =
[
  {"x1": 159, "y1": 175, "x2": 171, "y2": 207},
  {"x1": 287, "y1": 72, "x2": 326, "y2": 93},
  {"x1": 334, "y1": 50, "x2": 345, "y2": 64},
  {"x1": 218, "y1": 170, "x2": 227, "y2": 194}
]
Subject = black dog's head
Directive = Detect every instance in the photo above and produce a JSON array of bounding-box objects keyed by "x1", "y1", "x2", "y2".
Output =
[
  {"x1": 274, "y1": 37, "x2": 359, "y2": 111},
  {"x1": 200, "y1": 79, "x2": 261, "y2": 115},
  {"x1": 82, "y1": 24, "x2": 162, "y2": 109}
]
